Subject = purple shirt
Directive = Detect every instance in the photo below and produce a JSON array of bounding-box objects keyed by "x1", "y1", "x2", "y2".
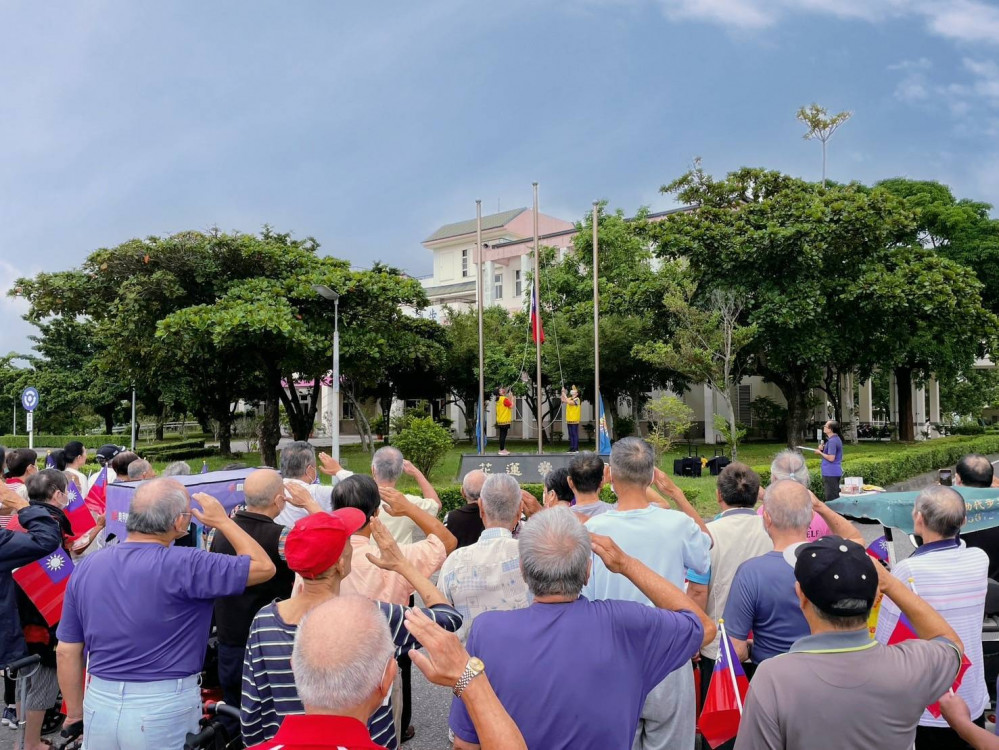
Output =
[
  {"x1": 821, "y1": 435, "x2": 844, "y2": 477},
  {"x1": 57, "y1": 541, "x2": 250, "y2": 681},
  {"x1": 449, "y1": 597, "x2": 702, "y2": 748}
]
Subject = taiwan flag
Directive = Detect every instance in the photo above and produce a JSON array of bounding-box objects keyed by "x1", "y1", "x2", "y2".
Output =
[
  {"x1": 84, "y1": 467, "x2": 108, "y2": 514},
  {"x1": 888, "y1": 611, "x2": 970, "y2": 717},
  {"x1": 530, "y1": 286, "x2": 545, "y2": 344},
  {"x1": 14, "y1": 548, "x2": 74, "y2": 626},
  {"x1": 64, "y1": 480, "x2": 97, "y2": 540},
  {"x1": 698, "y1": 629, "x2": 749, "y2": 748},
  {"x1": 866, "y1": 535, "x2": 889, "y2": 562}
]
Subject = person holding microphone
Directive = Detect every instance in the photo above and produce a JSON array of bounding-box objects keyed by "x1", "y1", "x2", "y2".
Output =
[{"x1": 817, "y1": 420, "x2": 844, "y2": 501}]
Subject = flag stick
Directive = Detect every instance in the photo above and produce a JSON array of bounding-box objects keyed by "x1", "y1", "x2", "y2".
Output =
[
  {"x1": 592, "y1": 201, "x2": 600, "y2": 445},
  {"x1": 476, "y1": 200, "x2": 485, "y2": 456},
  {"x1": 532, "y1": 182, "x2": 542, "y2": 454},
  {"x1": 719, "y1": 618, "x2": 744, "y2": 714}
]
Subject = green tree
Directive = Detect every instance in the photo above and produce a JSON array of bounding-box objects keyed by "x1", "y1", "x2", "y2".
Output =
[
  {"x1": 646, "y1": 167, "x2": 916, "y2": 445},
  {"x1": 796, "y1": 104, "x2": 853, "y2": 187}
]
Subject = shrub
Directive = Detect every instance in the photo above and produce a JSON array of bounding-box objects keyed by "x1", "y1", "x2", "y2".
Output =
[
  {"x1": 391, "y1": 417, "x2": 453, "y2": 476},
  {"x1": 614, "y1": 415, "x2": 636, "y2": 439},
  {"x1": 645, "y1": 395, "x2": 694, "y2": 459},
  {"x1": 435, "y1": 482, "x2": 699, "y2": 516}
]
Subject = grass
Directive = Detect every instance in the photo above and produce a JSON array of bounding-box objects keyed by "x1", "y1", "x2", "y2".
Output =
[{"x1": 129, "y1": 435, "x2": 980, "y2": 521}]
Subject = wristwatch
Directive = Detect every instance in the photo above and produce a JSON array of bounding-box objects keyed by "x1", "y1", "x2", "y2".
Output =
[{"x1": 453, "y1": 657, "x2": 485, "y2": 697}]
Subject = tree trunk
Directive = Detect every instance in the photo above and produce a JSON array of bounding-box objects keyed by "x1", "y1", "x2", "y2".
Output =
[
  {"x1": 103, "y1": 410, "x2": 114, "y2": 435},
  {"x1": 155, "y1": 404, "x2": 165, "y2": 442},
  {"x1": 218, "y1": 413, "x2": 233, "y2": 456},
  {"x1": 260, "y1": 392, "x2": 281, "y2": 467},
  {"x1": 895, "y1": 366, "x2": 915, "y2": 442},
  {"x1": 783, "y1": 385, "x2": 811, "y2": 448}
]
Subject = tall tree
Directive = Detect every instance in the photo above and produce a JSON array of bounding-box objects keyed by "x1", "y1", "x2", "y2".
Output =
[{"x1": 796, "y1": 104, "x2": 853, "y2": 187}]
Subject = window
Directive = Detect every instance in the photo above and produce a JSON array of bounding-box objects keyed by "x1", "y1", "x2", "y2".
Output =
[
  {"x1": 494, "y1": 271, "x2": 503, "y2": 299},
  {"x1": 461, "y1": 249, "x2": 469, "y2": 278},
  {"x1": 515, "y1": 269, "x2": 522, "y2": 297},
  {"x1": 341, "y1": 399, "x2": 355, "y2": 420},
  {"x1": 738, "y1": 385, "x2": 752, "y2": 425}
]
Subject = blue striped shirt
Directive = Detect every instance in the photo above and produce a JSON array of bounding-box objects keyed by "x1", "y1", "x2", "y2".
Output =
[{"x1": 240, "y1": 599, "x2": 461, "y2": 749}]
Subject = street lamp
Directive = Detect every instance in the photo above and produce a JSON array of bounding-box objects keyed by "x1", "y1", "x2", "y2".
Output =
[{"x1": 314, "y1": 285, "x2": 341, "y2": 461}]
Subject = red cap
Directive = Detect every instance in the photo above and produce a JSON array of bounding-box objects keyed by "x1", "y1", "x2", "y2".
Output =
[{"x1": 284, "y1": 508, "x2": 366, "y2": 579}]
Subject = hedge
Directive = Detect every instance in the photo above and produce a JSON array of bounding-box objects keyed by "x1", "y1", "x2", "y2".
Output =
[
  {"x1": 435, "y1": 483, "x2": 701, "y2": 515},
  {"x1": 0, "y1": 434, "x2": 209, "y2": 450},
  {"x1": 754, "y1": 434, "x2": 999, "y2": 501}
]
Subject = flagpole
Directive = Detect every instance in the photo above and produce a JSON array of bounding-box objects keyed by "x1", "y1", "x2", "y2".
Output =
[
  {"x1": 592, "y1": 201, "x2": 599, "y2": 446},
  {"x1": 533, "y1": 181, "x2": 543, "y2": 455},
  {"x1": 476, "y1": 200, "x2": 485, "y2": 456},
  {"x1": 719, "y1": 619, "x2": 744, "y2": 714}
]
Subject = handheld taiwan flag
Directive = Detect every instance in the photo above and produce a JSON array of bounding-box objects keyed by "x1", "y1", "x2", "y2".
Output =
[
  {"x1": 45, "y1": 452, "x2": 55, "y2": 469},
  {"x1": 201, "y1": 460, "x2": 209, "y2": 474},
  {"x1": 699, "y1": 620, "x2": 749, "y2": 748},
  {"x1": 887, "y1": 579, "x2": 971, "y2": 718},
  {"x1": 63, "y1": 480, "x2": 97, "y2": 540},
  {"x1": 14, "y1": 548, "x2": 74, "y2": 626},
  {"x1": 84, "y1": 467, "x2": 108, "y2": 514},
  {"x1": 530, "y1": 286, "x2": 545, "y2": 344},
  {"x1": 597, "y1": 392, "x2": 612, "y2": 455},
  {"x1": 866, "y1": 535, "x2": 889, "y2": 562}
]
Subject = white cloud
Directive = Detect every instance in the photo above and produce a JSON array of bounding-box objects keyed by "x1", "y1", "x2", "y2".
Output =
[
  {"x1": 0, "y1": 260, "x2": 38, "y2": 359},
  {"x1": 923, "y1": 0, "x2": 999, "y2": 45}
]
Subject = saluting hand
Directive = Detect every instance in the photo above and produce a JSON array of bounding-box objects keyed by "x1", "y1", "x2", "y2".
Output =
[
  {"x1": 190, "y1": 493, "x2": 230, "y2": 529},
  {"x1": 590, "y1": 532, "x2": 631, "y2": 575},
  {"x1": 365, "y1": 518, "x2": 408, "y2": 573}
]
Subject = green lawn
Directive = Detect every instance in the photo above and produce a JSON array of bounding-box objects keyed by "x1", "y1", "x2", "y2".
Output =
[{"x1": 137, "y1": 436, "x2": 958, "y2": 520}]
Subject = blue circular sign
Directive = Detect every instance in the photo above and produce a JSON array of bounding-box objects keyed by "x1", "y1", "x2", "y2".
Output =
[{"x1": 21, "y1": 387, "x2": 39, "y2": 412}]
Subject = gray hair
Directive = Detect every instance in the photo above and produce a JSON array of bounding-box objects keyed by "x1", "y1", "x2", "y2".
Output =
[
  {"x1": 280, "y1": 441, "x2": 316, "y2": 480},
  {"x1": 480, "y1": 474, "x2": 522, "y2": 527},
  {"x1": 371, "y1": 446, "x2": 404, "y2": 483},
  {"x1": 763, "y1": 480, "x2": 813, "y2": 532},
  {"x1": 126, "y1": 478, "x2": 189, "y2": 534},
  {"x1": 914, "y1": 485, "x2": 966, "y2": 538},
  {"x1": 462, "y1": 470, "x2": 486, "y2": 501},
  {"x1": 609, "y1": 437, "x2": 655, "y2": 487},
  {"x1": 293, "y1": 596, "x2": 394, "y2": 712},
  {"x1": 518, "y1": 507, "x2": 590, "y2": 598},
  {"x1": 244, "y1": 469, "x2": 285, "y2": 509},
  {"x1": 770, "y1": 450, "x2": 810, "y2": 487},
  {"x1": 162, "y1": 461, "x2": 192, "y2": 476},
  {"x1": 127, "y1": 459, "x2": 152, "y2": 481}
]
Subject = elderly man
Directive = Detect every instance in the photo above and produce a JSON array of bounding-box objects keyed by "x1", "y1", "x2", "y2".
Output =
[
  {"x1": 764, "y1": 449, "x2": 831, "y2": 540},
  {"x1": 246, "y1": 597, "x2": 523, "y2": 750},
  {"x1": 241, "y1": 513, "x2": 460, "y2": 749},
  {"x1": 874, "y1": 485, "x2": 989, "y2": 749},
  {"x1": 55, "y1": 478, "x2": 276, "y2": 750},
  {"x1": 685, "y1": 463, "x2": 772, "y2": 716},
  {"x1": 0, "y1": 485, "x2": 60, "y2": 730},
  {"x1": 109, "y1": 451, "x2": 138, "y2": 483},
  {"x1": 438, "y1": 474, "x2": 531, "y2": 642},
  {"x1": 954, "y1": 454, "x2": 999, "y2": 579},
  {"x1": 725, "y1": 480, "x2": 862, "y2": 666},
  {"x1": 445, "y1": 470, "x2": 487, "y2": 549},
  {"x1": 449, "y1": 506, "x2": 714, "y2": 749},
  {"x1": 323, "y1": 446, "x2": 441, "y2": 546},
  {"x1": 211, "y1": 470, "x2": 311, "y2": 722},
  {"x1": 736, "y1": 536, "x2": 966, "y2": 750},
  {"x1": 583, "y1": 437, "x2": 711, "y2": 750},
  {"x1": 276, "y1": 441, "x2": 334, "y2": 527},
  {"x1": 5, "y1": 449, "x2": 38, "y2": 500},
  {"x1": 126, "y1": 458, "x2": 156, "y2": 481}
]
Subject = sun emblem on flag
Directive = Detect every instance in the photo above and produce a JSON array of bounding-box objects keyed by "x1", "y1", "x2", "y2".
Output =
[
  {"x1": 45, "y1": 554, "x2": 65, "y2": 572},
  {"x1": 537, "y1": 461, "x2": 553, "y2": 478},
  {"x1": 68, "y1": 489, "x2": 78, "y2": 502}
]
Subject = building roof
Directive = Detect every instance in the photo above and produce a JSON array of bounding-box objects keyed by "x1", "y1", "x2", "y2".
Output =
[
  {"x1": 487, "y1": 206, "x2": 694, "y2": 249},
  {"x1": 421, "y1": 279, "x2": 477, "y2": 297},
  {"x1": 424, "y1": 208, "x2": 527, "y2": 244}
]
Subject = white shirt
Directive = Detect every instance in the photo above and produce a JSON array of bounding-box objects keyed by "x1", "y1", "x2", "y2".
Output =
[
  {"x1": 875, "y1": 539, "x2": 989, "y2": 726},
  {"x1": 65, "y1": 467, "x2": 89, "y2": 496},
  {"x1": 437, "y1": 527, "x2": 531, "y2": 642},
  {"x1": 274, "y1": 478, "x2": 334, "y2": 528},
  {"x1": 334, "y1": 469, "x2": 441, "y2": 546}
]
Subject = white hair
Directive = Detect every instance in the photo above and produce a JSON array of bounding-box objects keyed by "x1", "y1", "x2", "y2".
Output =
[
  {"x1": 763, "y1": 480, "x2": 813, "y2": 531},
  {"x1": 371, "y1": 446, "x2": 404, "y2": 483},
  {"x1": 770, "y1": 450, "x2": 810, "y2": 487},
  {"x1": 518, "y1": 507, "x2": 590, "y2": 598},
  {"x1": 293, "y1": 596, "x2": 394, "y2": 712},
  {"x1": 126, "y1": 479, "x2": 188, "y2": 534},
  {"x1": 480, "y1": 474, "x2": 522, "y2": 527}
]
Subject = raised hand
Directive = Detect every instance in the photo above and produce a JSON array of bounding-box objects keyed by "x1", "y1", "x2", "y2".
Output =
[
  {"x1": 403, "y1": 606, "x2": 471, "y2": 687},
  {"x1": 520, "y1": 489, "x2": 542, "y2": 518},
  {"x1": 317, "y1": 452, "x2": 343, "y2": 476},
  {"x1": 365, "y1": 517, "x2": 408, "y2": 573},
  {"x1": 190, "y1": 493, "x2": 230, "y2": 529},
  {"x1": 284, "y1": 481, "x2": 316, "y2": 509},
  {"x1": 402, "y1": 460, "x2": 421, "y2": 477},
  {"x1": 379, "y1": 486, "x2": 413, "y2": 517},
  {"x1": 0, "y1": 484, "x2": 28, "y2": 514},
  {"x1": 590, "y1": 532, "x2": 631, "y2": 575}
]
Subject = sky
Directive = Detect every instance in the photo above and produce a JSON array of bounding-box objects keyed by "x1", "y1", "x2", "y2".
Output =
[{"x1": 2, "y1": 0, "x2": 998, "y2": 357}]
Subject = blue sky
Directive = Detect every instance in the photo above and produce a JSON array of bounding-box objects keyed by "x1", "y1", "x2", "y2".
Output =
[{"x1": 2, "y1": 0, "x2": 998, "y2": 356}]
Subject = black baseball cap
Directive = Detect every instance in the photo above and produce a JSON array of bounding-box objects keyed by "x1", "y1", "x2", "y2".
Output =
[
  {"x1": 96, "y1": 444, "x2": 123, "y2": 464},
  {"x1": 793, "y1": 536, "x2": 877, "y2": 617}
]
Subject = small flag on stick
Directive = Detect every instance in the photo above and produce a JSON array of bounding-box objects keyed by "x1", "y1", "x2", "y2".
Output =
[{"x1": 698, "y1": 619, "x2": 749, "y2": 748}]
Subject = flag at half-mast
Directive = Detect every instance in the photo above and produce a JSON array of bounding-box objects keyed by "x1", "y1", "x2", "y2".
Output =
[
  {"x1": 84, "y1": 466, "x2": 108, "y2": 514},
  {"x1": 14, "y1": 547, "x2": 74, "y2": 626},
  {"x1": 530, "y1": 286, "x2": 545, "y2": 344}
]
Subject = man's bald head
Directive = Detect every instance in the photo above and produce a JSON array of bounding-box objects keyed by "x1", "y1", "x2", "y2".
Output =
[
  {"x1": 914, "y1": 485, "x2": 966, "y2": 538},
  {"x1": 462, "y1": 470, "x2": 487, "y2": 502},
  {"x1": 127, "y1": 478, "x2": 189, "y2": 535},
  {"x1": 292, "y1": 595, "x2": 395, "y2": 713},
  {"x1": 763, "y1": 479, "x2": 813, "y2": 532},
  {"x1": 956, "y1": 454, "x2": 994, "y2": 488},
  {"x1": 244, "y1": 468, "x2": 285, "y2": 509}
]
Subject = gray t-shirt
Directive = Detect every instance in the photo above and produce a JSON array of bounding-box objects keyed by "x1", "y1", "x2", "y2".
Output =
[
  {"x1": 572, "y1": 501, "x2": 615, "y2": 519},
  {"x1": 735, "y1": 630, "x2": 961, "y2": 750}
]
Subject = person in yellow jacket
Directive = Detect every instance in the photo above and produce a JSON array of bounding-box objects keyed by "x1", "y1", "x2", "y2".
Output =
[
  {"x1": 496, "y1": 387, "x2": 514, "y2": 455},
  {"x1": 561, "y1": 386, "x2": 582, "y2": 452}
]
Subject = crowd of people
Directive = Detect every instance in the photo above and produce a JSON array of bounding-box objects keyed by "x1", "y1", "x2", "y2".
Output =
[{"x1": 0, "y1": 436, "x2": 998, "y2": 749}]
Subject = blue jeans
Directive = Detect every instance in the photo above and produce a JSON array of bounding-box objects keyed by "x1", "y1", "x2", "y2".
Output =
[
  {"x1": 568, "y1": 423, "x2": 579, "y2": 451},
  {"x1": 83, "y1": 674, "x2": 202, "y2": 750}
]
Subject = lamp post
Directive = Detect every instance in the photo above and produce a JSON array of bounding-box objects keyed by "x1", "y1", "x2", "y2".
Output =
[{"x1": 314, "y1": 285, "x2": 341, "y2": 462}]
